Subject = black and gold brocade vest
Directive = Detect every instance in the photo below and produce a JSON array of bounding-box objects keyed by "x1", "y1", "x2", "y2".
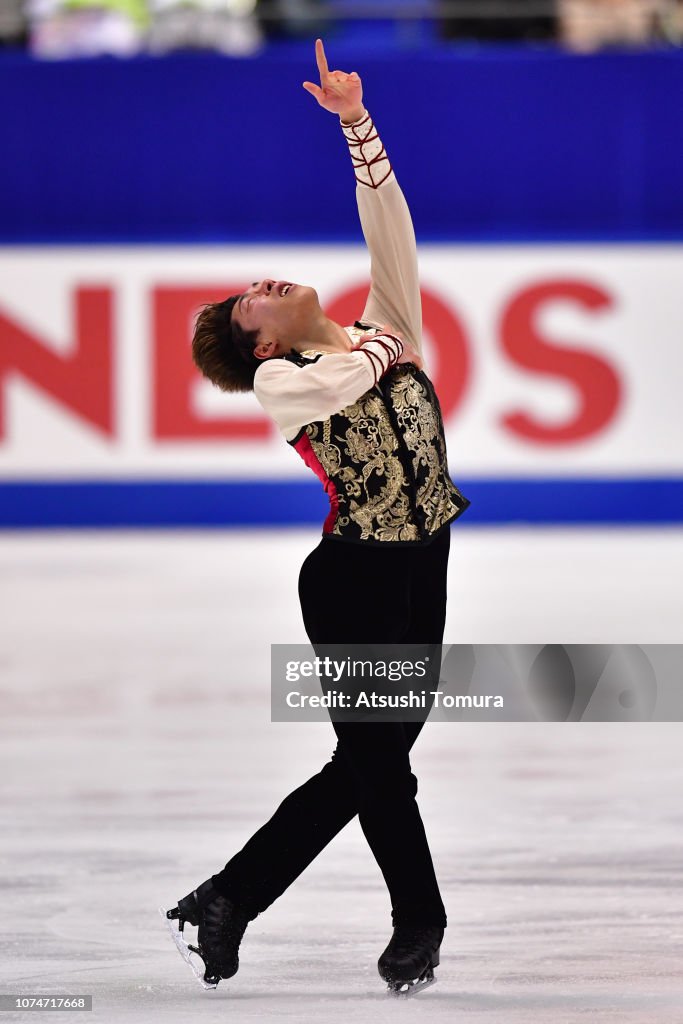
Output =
[{"x1": 286, "y1": 322, "x2": 471, "y2": 546}]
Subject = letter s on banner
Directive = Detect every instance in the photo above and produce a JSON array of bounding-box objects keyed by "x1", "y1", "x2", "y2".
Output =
[{"x1": 499, "y1": 280, "x2": 622, "y2": 444}]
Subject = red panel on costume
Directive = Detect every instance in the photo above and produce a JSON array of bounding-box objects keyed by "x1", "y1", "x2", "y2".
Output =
[{"x1": 293, "y1": 432, "x2": 339, "y2": 534}]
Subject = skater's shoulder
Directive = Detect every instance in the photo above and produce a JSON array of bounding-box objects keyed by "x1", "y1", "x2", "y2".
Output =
[
  {"x1": 253, "y1": 355, "x2": 299, "y2": 382},
  {"x1": 253, "y1": 350, "x2": 322, "y2": 396}
]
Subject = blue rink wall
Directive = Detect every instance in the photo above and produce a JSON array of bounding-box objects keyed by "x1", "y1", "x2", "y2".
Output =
[
  {"x1": 1, "y1": 48, "x2": 682, "y2": 243},
  {"x1": 2, "y1": 480, "x2": 683, "y2": 529},
  {"x1": 1, "y1": 48, "x2": 682, "y2": 528}
]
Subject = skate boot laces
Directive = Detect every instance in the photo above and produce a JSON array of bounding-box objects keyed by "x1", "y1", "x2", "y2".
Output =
[
  {"x1": 199, "y1": 889, "x2": 249, "y2": 970},
  {"x1": 163, "y1": 879, "x2": 249, "y2": 989},
  {"x1": 384, "y1": 924, "x2": 442, "y2": 963},
  {"x1": 378, "y1": 924, "x2": 443, "y2": 996}
]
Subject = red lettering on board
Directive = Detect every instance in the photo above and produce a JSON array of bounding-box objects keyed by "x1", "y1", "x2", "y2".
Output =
[
  {"x1": 0, "y1": 287, "x2": 114, "y2": 438},
  {"x1": 324, "y1": 283, "x2": 470, "y2": 421},
  {"x1": 499, "y1": 280, "x2": 621, "y2": 444},
  {"x1": 153, "y1": 287, "x2": 270, "y2": 439}
]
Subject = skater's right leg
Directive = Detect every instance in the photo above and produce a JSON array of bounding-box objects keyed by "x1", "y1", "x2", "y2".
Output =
[
  {"x1": 210, "y1": 751, "x2": 357, "y2": 916},
  {"x1": 211, "y1": 715, "x2": 427, "y2": 917},
  {"x1": 164, "y1": 878, "x2": 249, "y2": 988},
  {"x1": 210, "y1": 536, "x2": 436, "y2": 920}
]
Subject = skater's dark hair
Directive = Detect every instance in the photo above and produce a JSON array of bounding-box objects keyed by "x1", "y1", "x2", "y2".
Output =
[{"x1": 191, "y1": 296, "x2": 262, "y2": 394}]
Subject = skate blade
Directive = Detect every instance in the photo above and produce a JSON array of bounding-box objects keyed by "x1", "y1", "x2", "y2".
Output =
[
  {"x1": 158, "y1": 906, "x2": 217, "y2": 991},
  {"x1": 387, "y1": 968, "x2": 437, "y2": 997}
]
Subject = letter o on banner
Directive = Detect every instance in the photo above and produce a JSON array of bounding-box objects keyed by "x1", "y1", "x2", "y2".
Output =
[{"x1": 324, "y1": 283, "x2": 470, "y2": 423}]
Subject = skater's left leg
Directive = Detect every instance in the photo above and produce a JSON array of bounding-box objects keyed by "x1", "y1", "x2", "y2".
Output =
[
  {"x1": 331, "y1": 716, "x2": 447, "y2": 928},
  {"x1": 326, "y1": 529, "x2": 450, "y2": 927}
]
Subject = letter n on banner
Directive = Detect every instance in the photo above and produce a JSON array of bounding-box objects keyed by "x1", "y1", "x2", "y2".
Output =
[
  {"x1": 153, "y1": 287, "x2": 270, "y2": 439},
  {"x1": 0, "y1": 287, "x2": 114, "y2": 438}
]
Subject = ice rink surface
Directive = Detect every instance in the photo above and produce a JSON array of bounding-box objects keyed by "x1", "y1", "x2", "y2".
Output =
[{"x1": 2, "y1": 526, "x2": 683, "y2": 1023}]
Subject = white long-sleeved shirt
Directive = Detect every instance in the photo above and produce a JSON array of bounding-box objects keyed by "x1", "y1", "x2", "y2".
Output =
[{"x1": 253, "y1": 108, "x2": 425, "y2": 443}]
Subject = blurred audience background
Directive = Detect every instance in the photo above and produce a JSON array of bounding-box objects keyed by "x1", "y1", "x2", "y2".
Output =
[{"x1": 0, "y1": 0, "x2": 681, "y2": 56}]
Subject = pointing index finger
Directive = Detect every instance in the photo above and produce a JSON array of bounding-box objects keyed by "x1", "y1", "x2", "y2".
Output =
[{"x1": 315, "y1": 38, "x2": 329, "y2": 83}]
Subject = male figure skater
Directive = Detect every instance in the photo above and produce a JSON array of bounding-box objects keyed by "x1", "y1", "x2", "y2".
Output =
[{"x1": 164, "y1": 38, "x2": 470, "y2": 996}]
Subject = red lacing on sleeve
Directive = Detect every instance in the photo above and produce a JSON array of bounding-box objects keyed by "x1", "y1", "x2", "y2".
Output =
[
  {"x1": 343, "y1": 114, "x2": 393, "y2": 190},
  {"x1": 357, "y1": 347, "x2": 382, "y2": 387},
  {"x1": 354, "y1": 335, "x2": 403, "y2": 387},
  {"x1": 342, "y1": 112, "x2": 372, "y2": 131},
  {"x1": 371, "y1": 337, "x2": 402, "y2": 365}
]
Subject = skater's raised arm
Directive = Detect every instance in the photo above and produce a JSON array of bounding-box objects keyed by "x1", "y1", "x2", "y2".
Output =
[{"x1": 303, "y1": 39, "x2": 424, "y2": 364}]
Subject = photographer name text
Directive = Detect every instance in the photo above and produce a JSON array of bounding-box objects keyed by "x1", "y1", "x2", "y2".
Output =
[{"x1": 285, "y1": 690, "x2": 505, "y2": 710}]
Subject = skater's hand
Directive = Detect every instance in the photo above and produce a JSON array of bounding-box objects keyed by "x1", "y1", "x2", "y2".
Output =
[
  {"x1": 350, "y1": 324, "x2": 423, "y2": 372},
  {"x1": 303, "y1": 38, "x2": 364, "y2": 123},
  {"x1": 395, "y1": 338, "x2": 423, "y2": 371},
  {"x1": 349, "y1": 323, "x2": 400, "y2": 352}
]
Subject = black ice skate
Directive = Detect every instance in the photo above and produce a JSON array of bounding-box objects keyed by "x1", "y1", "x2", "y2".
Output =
[
  {"x1": 378, "y1": 925, "x2": 443, "y2": 996},
  {"x1": 159, "y1": 879, "x2": 249, "y2": 990}
]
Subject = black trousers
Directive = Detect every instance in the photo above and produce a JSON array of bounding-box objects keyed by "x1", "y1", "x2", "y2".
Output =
[{"x1": 212, "y1": 527, "x2": 450, "y2": 929}]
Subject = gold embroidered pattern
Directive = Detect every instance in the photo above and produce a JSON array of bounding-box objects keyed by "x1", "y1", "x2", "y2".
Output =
[
  {"x1": 307, "y1": 390, "x2": 419, "y2": 542},
  {"x1": 290, "y1": 326, "x2": 469, "y2": 543},
  {"x1": 388, "y1": 368, "x2": 465, "y2": 534},
  {"x1": 303, "y1": 365, "x2": 467, "y2": 543}
]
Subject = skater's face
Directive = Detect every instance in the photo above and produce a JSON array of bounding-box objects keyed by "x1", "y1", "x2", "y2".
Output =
[{"x1": 231, "y1": 279, "x2": 321, "y2": 360}]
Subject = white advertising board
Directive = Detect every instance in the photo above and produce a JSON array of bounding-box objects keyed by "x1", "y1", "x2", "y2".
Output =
[{"x1": 1, "y1": 245, "x2": 681, "y2": 479}]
